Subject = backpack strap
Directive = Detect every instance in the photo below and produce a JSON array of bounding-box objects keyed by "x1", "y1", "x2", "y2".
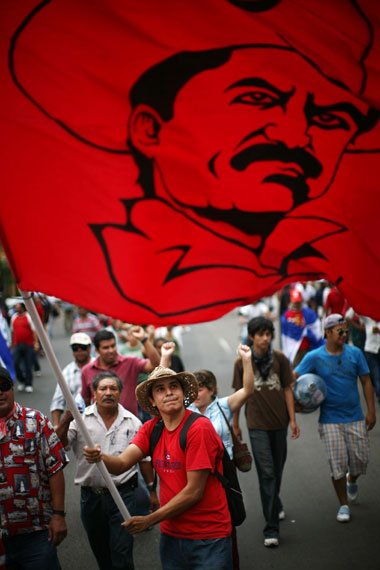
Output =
[
  {"x1": 148, "y1": 418, "x2": 164, "y2": 491},
  {"x1": 179, "y1": 412, "x2": 203, "y2": 451}
]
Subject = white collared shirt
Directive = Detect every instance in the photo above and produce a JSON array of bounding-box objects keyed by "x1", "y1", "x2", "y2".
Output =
[{"x1": 67, "y1": 403, "x2": 147, "y2": 487}]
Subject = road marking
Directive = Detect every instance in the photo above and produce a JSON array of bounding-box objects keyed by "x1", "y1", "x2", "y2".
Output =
[{"x1": 218, "y1": 337, "x2": 232, "y2": 354}]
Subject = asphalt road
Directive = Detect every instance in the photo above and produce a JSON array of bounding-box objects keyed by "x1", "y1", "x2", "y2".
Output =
[{"x1": 16, "y1": 312, "x2": 380, "y2": 570}]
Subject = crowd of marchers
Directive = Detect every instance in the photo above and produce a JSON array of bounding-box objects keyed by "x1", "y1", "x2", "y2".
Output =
[{"x1": 0, "y1": 281, "x2": 377, "y2": 569}]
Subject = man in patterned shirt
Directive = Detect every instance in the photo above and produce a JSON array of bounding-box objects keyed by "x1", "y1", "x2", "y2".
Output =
[
  {"x1": 50, "y1": 332, "x2": 93, "y2": 428},
  {"x1": 0, "y1": 366, "x2": 68, "y2": 569}
]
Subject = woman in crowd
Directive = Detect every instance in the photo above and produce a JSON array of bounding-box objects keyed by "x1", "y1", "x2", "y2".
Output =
[{"x1": 188, "y1": 344, "x2": 253, "y2": 459}]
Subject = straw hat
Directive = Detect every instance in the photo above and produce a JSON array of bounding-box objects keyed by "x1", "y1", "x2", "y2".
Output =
[{"x1": 136, "y1": 366, "x2": 198, "y2": 416}]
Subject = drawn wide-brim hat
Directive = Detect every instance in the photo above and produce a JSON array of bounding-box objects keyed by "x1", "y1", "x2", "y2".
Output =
[
  {"x1": 136, "y1": 366, "x2": 199, "y2": 416},
  {"x1": 10, "y1": 0, "x2": 380, "y2": 153}
]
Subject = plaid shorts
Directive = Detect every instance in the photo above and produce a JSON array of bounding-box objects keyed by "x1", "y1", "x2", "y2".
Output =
[{"x1": 318, "y1": 421, "x2": 369, "y2": 480}]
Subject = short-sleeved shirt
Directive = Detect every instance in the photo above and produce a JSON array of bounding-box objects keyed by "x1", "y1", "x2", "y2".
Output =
[
  {"x1": 10, "y1": 314, "x2": 35, "y2": 346},
  {"x1": 0, "y1": 404, "x2": 67, "y2": 537},
  {"x1": 188, "y1": 396, "x2": 233, "y2": 458},
  {"x1": 232, "y1": 351, "x2": 292, "y2": 430},
  {"x1": 50, "y1": 359, "x2": 94, "y2": 413},
  {"x1": 66, "y1": 403, "x2": 147, "y2": 487},
  {"x1": 295, "y1": 344, "x2": 369, "y2": 423},
  {"x1": 81, "y1": 354, "x2": 148, "y2": 416},
  {"x1": 132, "y1": 410, "x2": 231, "y2": 539}
]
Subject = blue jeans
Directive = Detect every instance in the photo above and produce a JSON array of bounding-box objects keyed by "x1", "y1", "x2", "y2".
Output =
[
  {"x1": 249, "y1": 428, "x2": 287, "y2": 538},
  {"x1": 80, "y1": 480, "x2": 136, "y2": 570},
  {"x1": 13, "y1": 343, "x2": 34, "y2": 387},
  {"x1": 3, "y1": 530, "x2": 61, "y2": 569},
  {"x1": 364, "y1": 351, "x2": 380, "y2": 401},
  {"x1": 160, "y1": 533, "x2": 232, "y2": 570}
]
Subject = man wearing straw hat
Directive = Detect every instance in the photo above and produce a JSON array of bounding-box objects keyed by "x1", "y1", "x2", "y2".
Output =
[{"x1": 84, "y1": 358, "x2": 233, "y2": 569}]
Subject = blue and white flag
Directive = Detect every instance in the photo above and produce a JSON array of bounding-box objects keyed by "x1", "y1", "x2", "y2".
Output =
[{"x1": 281, "y1": 307, "x2": 324, "y2": 364}]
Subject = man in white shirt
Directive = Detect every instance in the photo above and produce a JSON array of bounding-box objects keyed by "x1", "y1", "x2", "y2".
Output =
[
  {"x1": 57, "y1": 371, "x2": 158, "y2": 570},
  {"x1": 50, "y1": 332, "x2": 93, "y2": 428}
]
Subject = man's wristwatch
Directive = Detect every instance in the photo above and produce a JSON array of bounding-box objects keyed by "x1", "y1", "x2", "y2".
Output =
[
  {"x1": 52, "y1": 510, "x2": 66, "y2": 517},
  {"x1": 141, "y1": 336, "x2": 149, "y2": 344}
]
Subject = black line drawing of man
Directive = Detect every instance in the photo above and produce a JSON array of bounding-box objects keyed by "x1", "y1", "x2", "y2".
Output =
[{"x1": 8, "y1": 0, "x2": 380, "y2": 319}]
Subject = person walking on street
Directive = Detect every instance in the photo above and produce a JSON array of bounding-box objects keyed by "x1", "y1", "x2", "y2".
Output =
[
  {"x1": 0, "y1": 366, "x2": 67, "y2": 569},
  {"x1": 57, "y1": 371, "x2": 158, "y2": 570},
  {"x1": 83, "y1": 357, "x2": 233, "y2": 569},
  {"x1": 50, "y1": 332, "x2": 93, "y2": 428},
  {"x1": 10, "y1": 303, "x2": 39, "y2": 393},
  {"x1": 294, "y1": 313, "x2": 376, "y2": 523},
  {"x1": 81, "y1": 328, "x2": 160, "y2": 416},
  {"x1": 232, "y1": 316, "x2": 300, "y2": 548}
]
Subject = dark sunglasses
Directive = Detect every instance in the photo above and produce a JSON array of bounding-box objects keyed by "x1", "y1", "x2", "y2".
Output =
[
  {"x1": 337, "y1": 328, "x2": 350, "y2": 336},
  {"x1": 71, "y1": 344, "x2": 90, "y2": 352},
  {"x1": 0, "y1": 381, "x2": 13, "y2": 392}
]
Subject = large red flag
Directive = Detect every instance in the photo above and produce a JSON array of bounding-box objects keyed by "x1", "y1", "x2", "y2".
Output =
[{"x1": 1, "y1": 0, "x2": 380, "y2": 324}]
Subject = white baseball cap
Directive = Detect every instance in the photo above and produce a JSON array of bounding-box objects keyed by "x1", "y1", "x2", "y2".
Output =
[{"x1": 70, "y1": 332, "x2": 92, "y2": 346}]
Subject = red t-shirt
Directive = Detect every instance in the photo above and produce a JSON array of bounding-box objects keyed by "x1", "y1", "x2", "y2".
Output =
[
  {"x1": 11, "y1": 314, "x2": 34, "y2": 345},
  {"x1": 132, "y1": 410, "x2": 231, "y2": 539},
  {"x1": 81, "y1": 354, "x2": 147, "y2": 415}
]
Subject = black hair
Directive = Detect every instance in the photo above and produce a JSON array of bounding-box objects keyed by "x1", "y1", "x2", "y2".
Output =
[
  {"x1": 93, "y1": 329, "x2": 116, "y2": 349},
  {"x1": 128, "y1": 44, "x2": 379, "y2": 195},
  {"x1": 92, "y1": 371, "x2": 122, "y2": 392},
  {"x1": 247, "y1": 316, "x2": 275, "y2": 338}
]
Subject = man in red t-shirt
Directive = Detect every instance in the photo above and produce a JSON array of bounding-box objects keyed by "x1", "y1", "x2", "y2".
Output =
[
  {"x1": 84, "y1": 344, "x2": 232, "y2": 570},
  {"x1": 10, "y1": 303, "x2": 39, "y2": 393}
]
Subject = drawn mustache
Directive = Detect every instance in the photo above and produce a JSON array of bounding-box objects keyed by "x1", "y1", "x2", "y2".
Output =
[{"x1": 230, "y1": 142, "x2": 323, "y2": 180}]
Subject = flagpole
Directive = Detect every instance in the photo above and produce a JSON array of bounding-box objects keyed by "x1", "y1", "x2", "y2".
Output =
[{"x1": 20, "y1": 290, "x2": 130, "y2": 521}]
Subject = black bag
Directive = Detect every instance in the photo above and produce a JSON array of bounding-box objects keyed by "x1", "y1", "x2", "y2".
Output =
[{"x1": 149, "y1": 412, "x2": 246, "y2": 527}]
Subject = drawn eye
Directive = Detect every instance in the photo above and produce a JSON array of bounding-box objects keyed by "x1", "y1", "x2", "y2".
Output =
[
  {"x1": 312, "y1": 112, "x2": 349, "y2": 131},
  {"x1": 231, "y1": 90, "x2": 278, "y2": 107}
]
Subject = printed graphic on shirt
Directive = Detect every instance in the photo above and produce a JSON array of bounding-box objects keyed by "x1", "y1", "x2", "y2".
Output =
[{"x1": 254, "y1": 371, "x2": 281, "y2": 391}]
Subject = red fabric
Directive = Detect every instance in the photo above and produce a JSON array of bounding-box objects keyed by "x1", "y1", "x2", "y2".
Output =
[
  {"x1": 1, "y1": 1, "x2": 380, "y2": 324},
  {"x1": 11, "y1": 314, "x2": 34, "y2": 346},
  {"x1": 132, "y1": 410, "x2": 231, "y2": 539},
  {"x1": 324, "y1": 288, "x2": 349, "y2": 316},
  {"x1": 81, "y1": 355, "x2": 147, "y2": 416}
]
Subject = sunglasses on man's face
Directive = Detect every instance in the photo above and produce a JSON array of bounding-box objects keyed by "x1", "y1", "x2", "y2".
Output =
[
  {"x1": 0, "y1": 381, "x2": 13, "y2": 393},
  {"x1": 337, "y1": 328, "x2": 350, "y2": 337},
  {"x1": 71, "y1": 345, "x2": 90, "y2": 352}
]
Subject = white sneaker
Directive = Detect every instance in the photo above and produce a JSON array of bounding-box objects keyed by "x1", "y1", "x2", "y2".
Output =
[
  {"x1": 25, "y1": 386, "x2": 34, "y2": 393},
  {"x1": 336, "y1": 505, "x2": 350, "y2": 522},
  {"x1": 346, "y1": 474, "x2": 358, "y2": 502},
  {"x1": 279, "y1": 510, "x2": 286, "y2": 521},
  {"x1": 17, "y1": 383, "x2": 25, "y2": 392},
  {"x1": 264, "y1": 538, "x2": 279, "y2": 547}
]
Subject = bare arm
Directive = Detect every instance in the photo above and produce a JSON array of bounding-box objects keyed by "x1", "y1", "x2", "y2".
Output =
[
  {"x1": 51, "y1": 409, "x2": 63, "y2": 429},
  {"x1": 56, "y1": 409, "x2": 74, "y2": 447},
  {"x1": 359, "y1": 374, "x2": 376, "y2": 430},
  {"x1": 139, "y1": 460, "x2": 160, "y2": 512},
  {"x1": 284, "y1": 386, "x2": 300, "y2": 439},
  {"x1": 130, "y1": 326, "x2": 160, "y2": 371},
  {"x1": 228, "y1": 345, "x2": 254, "y2": 413},
  {"x1": 83, "y1": 442, "x2": 145, "y2": 475},
  {"x1": 122, "y1": 469, "x2": 210, "y2": 534},
  {"x1": 159, "y1": 342, "x2": 175, "y2": 368},
  {"x1": 48, "y1": 469, "x2": 67, "y2": 546}
]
